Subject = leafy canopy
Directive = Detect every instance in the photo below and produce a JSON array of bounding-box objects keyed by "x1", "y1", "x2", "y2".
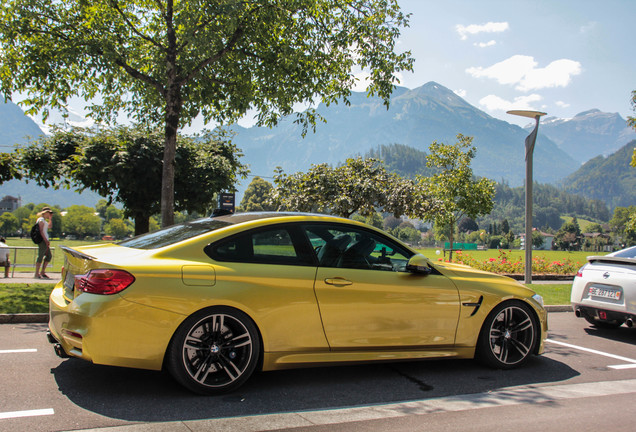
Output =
[
  {"x1": 0, "y1": 0, "x2": 413, "y2": 226},
  {"x1": 17, "y1": 126, "x2": 248, "y2": 234}
]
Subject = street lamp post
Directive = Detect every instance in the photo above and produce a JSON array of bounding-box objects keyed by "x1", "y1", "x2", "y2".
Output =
[{"x1": 507, "y1": 110, "x2": 547, "y2": 284}]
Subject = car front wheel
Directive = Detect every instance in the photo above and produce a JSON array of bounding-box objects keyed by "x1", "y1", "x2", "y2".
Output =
[
  {"x1": 477, "y1": 301, "x2": 538, "y2": 369},
  {"x1": 167, "y1": 306, "x2": 261, "y2": 395}
]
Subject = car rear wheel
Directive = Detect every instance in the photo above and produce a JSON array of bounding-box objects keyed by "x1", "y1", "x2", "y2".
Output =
[
  {"x1": 477, "y1": 301, "x2": 538, "y2": 369},
  {"x1": 584, "y1": 316, "x2": 624, "y2": 329},
  {"x1": 167, "y1": 306, "x2": 261, "y2": 395}
]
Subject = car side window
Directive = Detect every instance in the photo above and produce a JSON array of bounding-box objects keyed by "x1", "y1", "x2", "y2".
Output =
[
  {"x1": 303, "y1": 225, "x2": 413, "y2": 271},
  {"x1": 205, "y1": 226, "x2": 312, "y2": 265}
]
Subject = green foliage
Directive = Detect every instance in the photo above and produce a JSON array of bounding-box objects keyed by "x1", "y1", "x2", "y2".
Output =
[
  {"x1": 562, "y1": 141, "x2": 636, "y2": 209},
  {"x1": 554, "y1": 216, "x2": 582, "y2": 251},
  {"x1": 364, "y1": 143, "x2": 432, "y2": 178},
  {"x1": 104, "y1": 218, "x2": 132, "y2": 239},
  {"x1": 0, "y1": 0, "x2": 413, "y2": 226},
  {"x1": 479, "y1": 181, "x2": 611, "y2": 233},
  {"x1": 421, "y1": 134, "x2": 495, "y2": 256},
  {"x1": 0, "y1": 152, "x2": 21, "y2": 184},
  {"x1": 271, "y1": 157, "x2": 436, "y2": 219},
  {"x1": 62, "y1": 205, "x2": 102, "y2": 239},
  {"x1": 17, "y1": 126, "x2": 248, "y2": 234},
  {"x1": 610, "y1": 206, "x2": 636, "y2": 246},
  {"x1": 238, "y1": 177, "x2": 275, "y2": 212},
  {"x1": 0, "y1": 212, "x2": 18, "y2": 236}
]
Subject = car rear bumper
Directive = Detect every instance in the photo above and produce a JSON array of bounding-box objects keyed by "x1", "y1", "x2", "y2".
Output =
[{"x1": 48, "y1": 285, "x2": 182, "y2": 370}]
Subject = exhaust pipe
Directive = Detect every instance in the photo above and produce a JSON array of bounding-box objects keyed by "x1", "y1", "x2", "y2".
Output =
[
  {"x1": 626, "y1": 318, "x2": 634, "y2": 328},
  {"x1": 46, "y1": 330, "x2": 57, "y2": 344},
  {"x1": 575, "y1": 308, "x2": 582, "y2": 318},
  {"x1": 54, "y1": 344, "x2": 69, "y2": 359}
]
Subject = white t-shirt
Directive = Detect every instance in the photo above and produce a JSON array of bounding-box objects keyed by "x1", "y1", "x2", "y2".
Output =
[
  {"x1": 0, "y1": 241, "x2": 9, "y2": 262},
  {"x1": 37, "y1": 216, "x2": 49, "y2": 241}
]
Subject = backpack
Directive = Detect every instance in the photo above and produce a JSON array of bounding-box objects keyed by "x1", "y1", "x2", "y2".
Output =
[{"x1": 30, "y1": 223, "x2": 43, "y2": 244}]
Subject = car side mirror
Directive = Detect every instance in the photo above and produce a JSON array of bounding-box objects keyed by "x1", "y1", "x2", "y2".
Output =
[{"x1": 406, "y1": 254, "x2": 433, "y2": 275}]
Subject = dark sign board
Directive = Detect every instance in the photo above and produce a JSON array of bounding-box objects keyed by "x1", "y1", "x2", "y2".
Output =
[{"x1": 219, "y1": 193, "x2": 235, "y2": 213}]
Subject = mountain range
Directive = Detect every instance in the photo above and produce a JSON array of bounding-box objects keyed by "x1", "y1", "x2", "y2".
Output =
[
  {"x1": 0, "y1": 82, "x2": 634, "y2": 212},
  {"x1": 527, "y1": 109, "x2": 635, "y2": 164},
  {"x1": 232, "y1": 82, "x2": 578, "y2": 186}
]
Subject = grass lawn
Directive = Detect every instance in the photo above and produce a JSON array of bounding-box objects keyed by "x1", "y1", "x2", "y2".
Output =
[
  {"x1": 0, "y1": 284, "x2": 54, "y2": 314},
  {"x1": 526, "y1": 283, "x2": 571, "y2": 306}
]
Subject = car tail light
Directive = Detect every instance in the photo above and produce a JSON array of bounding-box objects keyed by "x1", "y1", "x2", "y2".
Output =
[
  {"x1": 76, "y1": 269, "x2": 135, "y2": 295},
  {"x1": 575, "y1": 266, "x2": 585, "y2": 278}
]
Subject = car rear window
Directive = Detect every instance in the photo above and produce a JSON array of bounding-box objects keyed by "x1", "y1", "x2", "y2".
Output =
[
  {"x1": 612, "y1": 246, "x2": 636, "y2": 259},
  {"x1": 118, "y1": 218, "x2": 232, "y2": 249}
]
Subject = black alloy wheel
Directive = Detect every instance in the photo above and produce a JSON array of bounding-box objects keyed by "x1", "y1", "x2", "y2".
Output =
[
  {"x1": 167, "y1": 306, "x2": 260, "y2": 395},
  {"x1": 477, "y1": 301, "x2": 538, "y2": 369}
]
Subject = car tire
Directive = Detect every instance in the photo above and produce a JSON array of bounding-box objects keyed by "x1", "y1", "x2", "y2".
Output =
[
  {"x1": 584, "y1": 316, "x2": 624, "y2": 329},
  {"x1": 476, "y1": 301, "x2": 538, "y2": 369},
  {"x1": 166, "y1": 306, "x2": 261, "y2": 395}
]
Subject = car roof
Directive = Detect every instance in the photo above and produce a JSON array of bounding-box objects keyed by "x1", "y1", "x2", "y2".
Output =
[{"x1": 211, "y1": 211, "x2": 347, "y2": 225}]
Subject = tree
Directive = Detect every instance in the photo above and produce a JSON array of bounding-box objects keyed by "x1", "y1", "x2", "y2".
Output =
[
  {"x1": 104, "y1": 218, "x2": 132, "y2": 239},
  {"x1": 0, "y1": 0, "x2": 413, "y2": 227},
  {"x1": 18, "y1": 126, "x2": 248, "y2": 234},
  {"x1": 238, "y1": 177, "x2": 275, "y2": 212},
  {"x1": 271, "y1": 157, "x2": 435, "y2": 219},
  {"x1": 610, "y1": 206, "x2": 636, "y2": 246},
  {"x1": 62, "y1": 205, "x2": 102, "y2": 239},
  {"x1": 554, "y1": 217, "x2": 582, "y2": 251},
  {"x1": 0, "y1": 212, "x2": 19, "y2": 236},
  {"x1": 421, "y1": 134, "x2": 496, "y2": 260},
  {"x1": 531, "y1": 230, "x2": 545, "y2": 249}
]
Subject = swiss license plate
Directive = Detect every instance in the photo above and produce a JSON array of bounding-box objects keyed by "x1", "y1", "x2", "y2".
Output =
[
  {"x1": 63, "y1": 270, "x2": 75, "y2": 297},
  {"x1": 589, "y1": 286, "x2": 621, "y2": 300}
]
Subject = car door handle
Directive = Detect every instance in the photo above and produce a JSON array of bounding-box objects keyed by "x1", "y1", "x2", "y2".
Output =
[{"x1": 324, "y1": 277, "x2": 353, "y2": 286}]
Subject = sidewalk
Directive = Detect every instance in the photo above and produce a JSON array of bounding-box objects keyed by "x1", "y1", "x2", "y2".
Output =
[{"x1": 1, "y1": 272, "x2": 61, "y2": 285}]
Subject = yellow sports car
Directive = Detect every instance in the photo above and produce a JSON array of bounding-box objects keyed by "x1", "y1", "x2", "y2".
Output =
[{"x1": 48, "y1": 212, "x2": 547, "y2": 394}]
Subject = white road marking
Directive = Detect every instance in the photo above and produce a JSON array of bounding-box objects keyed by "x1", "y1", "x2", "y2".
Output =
[
  {"x1": 0, "y1": 408, "x2": 54, "y2": 420},
  {"x1": 0, "y1": 349, "x2": 37, "y2": 354},
  {"x1": 546, "y1": 338, "x2": 636, "y2": 368}
]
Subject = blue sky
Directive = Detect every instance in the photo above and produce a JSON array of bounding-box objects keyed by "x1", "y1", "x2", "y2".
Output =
[
  {"x1": 392, "y1": 0, "x2": 635, "y2": 126},
  {"x1": 24, "y1": 0, "x2": 635, "y2": 131}
]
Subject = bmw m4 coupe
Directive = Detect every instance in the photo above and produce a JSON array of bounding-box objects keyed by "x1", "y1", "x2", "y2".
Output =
[{"x1": 48, "y1": 212, "x2": 547, "y2": 394}]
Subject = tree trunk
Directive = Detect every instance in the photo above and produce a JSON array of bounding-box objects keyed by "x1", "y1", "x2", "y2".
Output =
[
  {"x1": 160, "y1": 83, "x2": 182, "y2": 228},
  {"x1": 134, "y1": 212, "x2": 150, "y2": 236}
]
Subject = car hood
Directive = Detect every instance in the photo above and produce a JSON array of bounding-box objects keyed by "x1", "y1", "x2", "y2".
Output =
[{"x1": 433, "y1": 261, "x2": 536, "y2": 296}]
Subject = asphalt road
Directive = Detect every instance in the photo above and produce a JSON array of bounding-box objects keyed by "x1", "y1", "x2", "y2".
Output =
[{"x1": 1, "y1": 312, "x2": 636, "y2": 432}]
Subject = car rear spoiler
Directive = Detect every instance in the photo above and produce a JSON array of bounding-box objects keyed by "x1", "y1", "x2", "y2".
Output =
[{"x1": 60, "y1": 246, "x2": 96, "y2": 261}]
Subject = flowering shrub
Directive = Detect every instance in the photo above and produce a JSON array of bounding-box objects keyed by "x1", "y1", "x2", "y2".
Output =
[{"x1": 438, "y1": 250, "x2": 580, "y2": 275}]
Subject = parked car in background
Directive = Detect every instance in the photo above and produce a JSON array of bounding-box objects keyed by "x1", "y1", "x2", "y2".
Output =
[
  {"x1": 48, "y1": 212, "x2": 547, "y2": 394},
  {"x1": 571, "y1": 246, "x2": 636, "y2": 328}
]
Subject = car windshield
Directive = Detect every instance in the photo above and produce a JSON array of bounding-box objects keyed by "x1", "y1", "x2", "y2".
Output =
[
  {"x1": 612, "y1": 246, "x2": 636, "y2": 259},
  {"x1": 118, "y1": 218, "x2": 232, "y2": 249}
]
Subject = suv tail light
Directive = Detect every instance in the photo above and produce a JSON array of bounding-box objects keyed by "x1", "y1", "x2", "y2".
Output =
[{"x1": 76, "y1": 269, "x2": 135, "y2": 295}]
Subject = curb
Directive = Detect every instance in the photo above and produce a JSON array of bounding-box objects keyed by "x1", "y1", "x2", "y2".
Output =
[{"x1": 0, "y1": 306, "x2": 574, "y2": 325}]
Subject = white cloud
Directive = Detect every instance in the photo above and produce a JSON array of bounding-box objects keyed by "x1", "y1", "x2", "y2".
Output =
[
  {"x1": 474, "y1": 40, "x2": 496, "y2": 48},
  {"x1": 555, "y1": 101, "x2": 570, "y2": 108},
  {"x1": 478, "y1": 94, "x2": 543, "y2": 112},
  {"x1": 466, "y1": 55, "x2": 582, "y2": 91},
  {"x1": 456, "y1": 22, "x2": 509, "y2": 40}
]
